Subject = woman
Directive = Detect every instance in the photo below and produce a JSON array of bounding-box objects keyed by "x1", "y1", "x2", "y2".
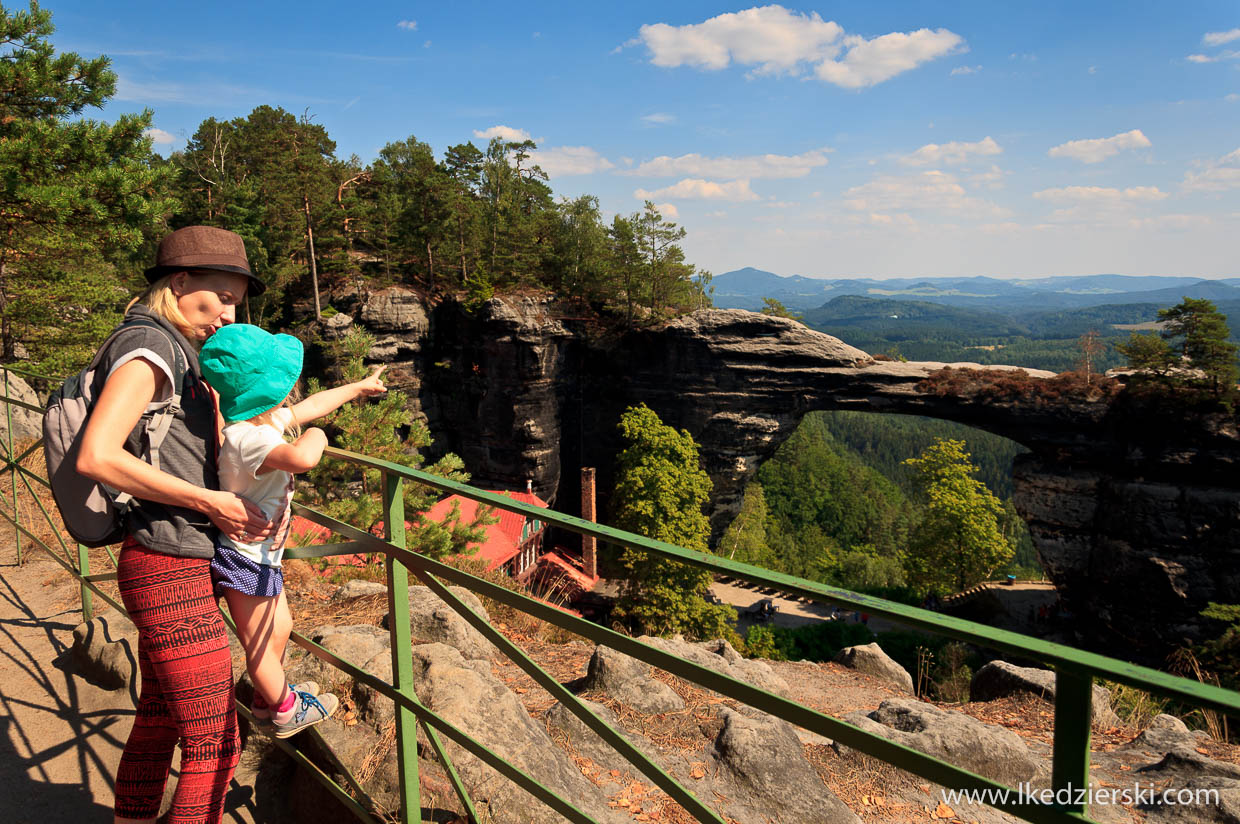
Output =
[{"x1": 76, "y1": 225, "x2": 275, "y2": 824}]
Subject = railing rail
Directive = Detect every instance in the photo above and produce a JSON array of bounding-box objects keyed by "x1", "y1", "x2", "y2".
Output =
[{"x1": 1, "y1": 364, "x2": 1237, "y2": 824}]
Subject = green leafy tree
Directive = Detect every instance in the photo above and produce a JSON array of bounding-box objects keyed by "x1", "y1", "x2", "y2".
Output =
[
  {"x1": 760, "y1": 298, "x2": 802, "y2": 320},
  {"x1": 303, "y1": 328, "x2": 493, "y2": 558},
  {"x1": 719, "y1": 483, "x2": 774, "y2": 568},
  {"x1": 610, "y1": 404, "x2": 734, "y2": 638},
  {"x1": 1118, "y1": 298, "x2": 1239, "y2": 406},
  {"x1": 902, "y1": 438, "x2": 1014, "y2": 594},
  {"x1": 0, "y1": 2, "x2": 174, "y2": 367}
]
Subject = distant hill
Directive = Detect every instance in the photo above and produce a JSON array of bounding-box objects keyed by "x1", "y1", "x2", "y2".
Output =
[
  {"x1": 801, "y1": 296, "x2": 1027, "y2": 339},
  {"x1": 711, "y1": 269, "x2": 1240, "y2": 313}
]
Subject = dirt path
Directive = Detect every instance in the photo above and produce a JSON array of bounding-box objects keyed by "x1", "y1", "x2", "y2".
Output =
[{"x1": 0, "y1": 543, "x2": 259, "y2": 824}]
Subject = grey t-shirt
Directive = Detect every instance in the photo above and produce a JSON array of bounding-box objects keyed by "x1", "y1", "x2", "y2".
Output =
[{"x1": 94, "y1": 307, "x2": 219, "y2": 558}]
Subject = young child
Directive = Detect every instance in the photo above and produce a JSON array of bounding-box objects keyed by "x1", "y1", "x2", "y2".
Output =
[{"x1": 199, "y1": 323, "x2": 387, "y2": 737}]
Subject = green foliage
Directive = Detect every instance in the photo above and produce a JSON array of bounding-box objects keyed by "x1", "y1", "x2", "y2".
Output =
[
  {"x1": 1194, "y1": 602, "x2": 1240, "y2": 692},
  {"x1": 610, "y1": 404, "x2": 734, "y2": 639},
  {"x1": 0, "y1": 2, "x2": 175, "y2": 368},
  {"x1": 718, "y1": 483, "x2": 774, "y2": 567},
  {"x1": 760, "y1": 297, "x2": 802, "y2": 320},
  {"x1": 742, "y1": 621, "x2": 873, "y2": 662},
  {"x1": 1118, "y1": 298, "x2": 1239, "y2": 407},
  {"x1": 756, "y1": 414, "x2": 915, "y2": 581},
  {"x1": 302, "y1": 328, "x2": 493, "y2": 558},
  {"x1": 903, "y1": 439, "x2": 1015, "y2": 595}
]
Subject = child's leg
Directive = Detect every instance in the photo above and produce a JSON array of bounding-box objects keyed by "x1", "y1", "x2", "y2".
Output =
[{"x1": 222, "y1": 589, "x2": 292, "y2": 707}]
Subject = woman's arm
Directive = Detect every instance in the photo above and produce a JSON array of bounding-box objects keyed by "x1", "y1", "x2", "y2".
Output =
[
  {"x1": 288, "y1": 365, "x2": 386, "y2": 426},
  {"x1": 76, "y1": 358, "x2": 275, "y2": 538}
]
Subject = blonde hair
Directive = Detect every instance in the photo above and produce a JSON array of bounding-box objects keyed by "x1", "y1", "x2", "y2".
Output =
[
  {"x1": 249, "y1": 384, "x2": 304, "y2": 441},
  {"x1": 126, "y1": 274, "x2": 197, "y2": 344}
]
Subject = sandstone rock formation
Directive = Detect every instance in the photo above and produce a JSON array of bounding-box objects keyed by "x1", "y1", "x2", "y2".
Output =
[
  {"x1": 834, "y1": 642, "x2": 915, "y2": 693},
  {"x1": 315, "y1": 290, "x2": 1240, "y2": 658},
  {"x1": 970, "y1": 660, "x2": 1120, "y2": 728}
]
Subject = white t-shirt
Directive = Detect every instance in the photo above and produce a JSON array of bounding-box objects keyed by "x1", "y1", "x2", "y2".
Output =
[{"x1": 218, "y1": 407, "x2": 296, "y2": 566}]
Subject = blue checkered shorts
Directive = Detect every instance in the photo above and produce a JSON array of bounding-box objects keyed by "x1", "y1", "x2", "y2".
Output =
[{"x1": 211, "y1": 543, "x2": 283, "y2": 598}]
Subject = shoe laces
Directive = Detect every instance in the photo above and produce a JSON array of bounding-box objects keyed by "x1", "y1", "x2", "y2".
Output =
[{"x1": 294, "y1": 690, "x2": 329, "y2": 723}]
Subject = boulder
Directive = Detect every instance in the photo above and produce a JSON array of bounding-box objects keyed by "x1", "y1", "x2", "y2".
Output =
[
  {"x1": 708, "y1": 707, "x2": 862, "y2": 823},
  {"x1": 1127, "y1": 713, "x2": 1208, "y2": 754},
  {"x1": 580, "y1": 645, "x2": 685, "y2": 714},
  {"x1": 71, "y1": 609, "x2": 137, "y2": 690},
  {"x1": 638, "y1": 635, "x2": 788, "y2": 694},
  {"x1": 384, "y1": 585, "x2": 498, "y2": 661},
  {"x1": 846, "y1": 697, "x2": 1040, "y2": 786},
  {"x1": 545, "y1": 697, "x2": 658, "y2": 768},
  {"x1": 360, "y1": 287, "x2": 429, "y2": 333},
  {"x1": 0, "y1": 370, "x2": 41, "y2": 450},
  {"x1": 291, "y1": 624, "x2": 391, "y2": 690},
  {"x1": 320, "y1": 311, "x2": 354, "y2": 340},
  {"x1": 833, "y1": 642, "x2": 914, "y2": 693},
  {"x1": 1136, "y1": 746, "x2": 1240, "y2": 823},
  {"x1": 408, "y1": 643, "x2": 627, "y2": 824},
  {"x1": 331, "y1": 579, "x2": 387, "y2": 601},
  {"x1": 970, "y1": 660, "x2": 1120, "y2": 727}
]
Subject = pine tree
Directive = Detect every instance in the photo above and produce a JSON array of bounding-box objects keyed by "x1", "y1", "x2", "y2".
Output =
[
  {"x1": 719, "y1": 483, "x2": 775, "y2": 568},
  {"x1": 610, "y1": 404, "x2": 734, "y2": 638},
  {"x1": 303, "y1": 328, "x2": 493, "y2": 559},
  {"x1": 903, "y1": 439, "x2": 1013, "y2": 594},
  {"x1": 0, "y1": 2, "x2": 174, "y2": 368}
]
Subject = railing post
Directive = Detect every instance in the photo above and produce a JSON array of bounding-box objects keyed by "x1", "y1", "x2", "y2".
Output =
[
  {"x1": 1051, "y1": 668, "x2": 1093, "y2": 816},
  {"x1": 78, "y1": 543, "x2": 93, "y2": 623},
  {"x1": 4, "y1": 368, "x2": 20, "y2": 565},
  {"x1": 384, "y1": 471, "x2": 420, "y2": 823}
]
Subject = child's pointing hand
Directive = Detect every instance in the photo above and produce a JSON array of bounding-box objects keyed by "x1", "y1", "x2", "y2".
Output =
[{"x1": 355, "y1": 365, "x2": 388, "y2": 397}]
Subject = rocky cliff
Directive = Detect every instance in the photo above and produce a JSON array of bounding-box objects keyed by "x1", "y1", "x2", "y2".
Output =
[{"x1": 325, "y1": 288, "x2": 1240, "y2": 659}]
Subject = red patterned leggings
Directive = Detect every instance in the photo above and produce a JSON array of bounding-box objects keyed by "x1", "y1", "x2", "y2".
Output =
[{"x1": 115, "y1": 538, "x2": 240, "y2": 823}]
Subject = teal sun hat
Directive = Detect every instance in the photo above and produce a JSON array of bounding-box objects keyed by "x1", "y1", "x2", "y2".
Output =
[{"x1": 200, "y1": 323, "x2": 304, "y2": 423}]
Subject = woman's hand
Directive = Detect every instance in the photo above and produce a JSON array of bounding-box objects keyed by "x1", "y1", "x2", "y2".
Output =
[
  {"x1": 207, "y1": 490, "x2": 275, "y2": 542},
  {"x1": 353, "y1": 365, "x2": 387, "y2": 397}
]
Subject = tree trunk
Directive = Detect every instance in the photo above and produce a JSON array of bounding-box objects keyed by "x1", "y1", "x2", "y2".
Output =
[
  {"x1": 0, "y1": 257, "x2": 11, "y2": 362},
  {"x1": 304, "y1": 194, "x2": 321, "y2": 321},
  {"x1": 426, "y1": 240, "x2": 434, "y2": 291}
]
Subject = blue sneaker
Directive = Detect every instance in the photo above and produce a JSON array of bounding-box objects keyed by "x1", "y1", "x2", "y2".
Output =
[
  {"x1": 250, "y1": 681, "x2": 320, "y2": 726},
  {"x1": 273, "y1": 689, "x2": 339, "y2": 738}
]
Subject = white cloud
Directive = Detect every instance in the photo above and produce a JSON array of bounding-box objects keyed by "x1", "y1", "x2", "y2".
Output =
[
  {"x1": 900, "y1": 136, "x2": 1001, "y2": 166},
  {"x1": 842, "y1": 170, "x2": 1009, "y2": 218},
  {"x1": 1033, "y1": 186, "x2": 1168, "y2": 202},
  {"x1": 634, "y1": 178, "x2": 760, "y2": 201},
  {"x1": 473, "y1": 125, "x2": 532, "y2": 142},
  {"x1": 1047, "y1": 129, "x2": 1151, "y2": 163},
  {"x1": 653, "y1": 202, "x2": 679, "y2": 219},
  {"x1": 815, "y1": 28, "x2": 965, "y2": 89},
  {"x1": 625, "y1": 148, "x2": 829, "y2": 179},
  {"x1": 1187, "y1": 50, "x2": 1239, "y2": 63},
  {"x1": 969, "y1": 164, "x2": 1007, "y2": 190},
  {"x1": 397, "y1": 19, "x2": 417, "y2": 30},
  {"x1": 1227, "y1": 93, "x2": 1240, "y2": 102},
  {"x1": 641, "y1": 112, "x2": 677, "y2": 125},
  {"x1": 950, "y1": 64, "x2": 981, "y2": 75},
  {"x1": 634, "y1": 6, "x2": 962, "y2": 88},
  {"x1": 1204, "y1": 28, "x2": 1240, "y2": 46},
  {"x1": 143, "y1": 127, "x2": 176, "y2": 145},
  {"x1": 527, "y1": 146, "x2": 614, "y2": 177},
  {"x1": 1182, "y1": 147, "x2": 1240, "y2": 192}
]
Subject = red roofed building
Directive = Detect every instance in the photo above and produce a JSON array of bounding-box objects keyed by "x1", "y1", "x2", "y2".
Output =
[{"x1": 427, "y1": 487, "x2": 550, "y2": 578}]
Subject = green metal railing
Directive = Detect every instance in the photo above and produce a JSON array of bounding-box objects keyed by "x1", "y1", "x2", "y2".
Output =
[{"x1": 2, "y1": 362, "x2": 1238, "y2": 824}]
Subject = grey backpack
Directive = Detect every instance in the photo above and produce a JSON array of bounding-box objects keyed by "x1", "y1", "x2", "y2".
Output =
[{"x1": 43, "y1": 317, "x2": 189, "y2": 547}]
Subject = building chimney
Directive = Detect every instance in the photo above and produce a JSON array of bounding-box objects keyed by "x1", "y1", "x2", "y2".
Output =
[
  {"x1": 581, "y1": 467, "x2": 597, "y2": 579},
  {"x1": 526, "y1": 478, "x2": 533, "y2": 494}
]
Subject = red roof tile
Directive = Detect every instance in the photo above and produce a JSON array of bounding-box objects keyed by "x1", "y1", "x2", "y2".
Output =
[{"x1": 426, "y1": 491, "x2": 549, "y2": 571}]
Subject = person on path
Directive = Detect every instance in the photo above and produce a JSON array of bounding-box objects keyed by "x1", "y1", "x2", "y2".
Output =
[
  {"x1": 198, "y1": 323, "x2": 387, "y2": 737},
  {"x1": 76, "y1": 226, "x2": 275, "y2": 824}
]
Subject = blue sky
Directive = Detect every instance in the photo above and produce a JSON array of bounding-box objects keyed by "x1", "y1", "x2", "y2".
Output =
[{"x1": 47, "y1": 1, "x2": 1240, "y2": 279}]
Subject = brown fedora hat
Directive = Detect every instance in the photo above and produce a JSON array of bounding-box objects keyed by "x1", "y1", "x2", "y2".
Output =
[{"x1": 144, "y1": 225, "x2": 267, "y2": 296}]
